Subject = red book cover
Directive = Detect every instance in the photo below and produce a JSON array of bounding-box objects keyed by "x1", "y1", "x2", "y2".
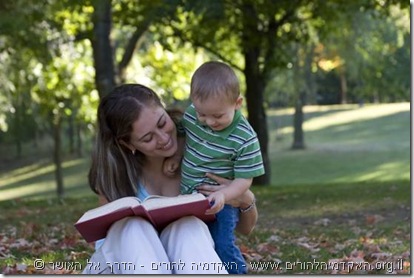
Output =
[
  {"x1": 75, "y1": 207, "x2": 137, "y2": 243},
  {"x1": 147, "y1": 199, "x2": 215, "y2": 231},
  {"x1": 74, "y1": 194, "x2": 214, "y2": 242}
]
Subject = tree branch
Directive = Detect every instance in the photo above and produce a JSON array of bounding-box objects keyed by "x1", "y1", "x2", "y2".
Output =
[
  {"x1": 262, "y1": 8, "x2": 296, "y2": 81},
  {"x1": 170, "y1": 26, "x2": 243, "y2": 73},
  {"x1": 117, "y1": 20, "x2": 151, "y2": 83}
]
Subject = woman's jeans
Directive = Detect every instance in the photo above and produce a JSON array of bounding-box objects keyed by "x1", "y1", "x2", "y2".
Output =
[{"x1": 208, "y1": 205, "x2": 247, "y2": 274}]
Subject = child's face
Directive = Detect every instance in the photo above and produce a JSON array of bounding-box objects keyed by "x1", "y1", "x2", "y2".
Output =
[{"x1": 193, "y1": 96, "x2": 243, "y2": 131}]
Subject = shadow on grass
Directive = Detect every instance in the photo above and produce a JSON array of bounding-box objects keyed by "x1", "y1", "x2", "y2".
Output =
[
  {"x1": 268, "y1": 106, "x2": 358, "y2": 130},
  {"x1": 0, "y1": 158, "x2": 91, "y2": 201}
]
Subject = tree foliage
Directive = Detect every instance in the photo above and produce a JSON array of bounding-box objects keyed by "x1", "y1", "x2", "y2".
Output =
[{"x1": 0, "y1": 0, "x2": 97, "y2": 197}]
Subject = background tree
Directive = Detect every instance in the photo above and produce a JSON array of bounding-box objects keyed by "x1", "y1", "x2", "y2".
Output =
[
  {"x1": 0, "y1": 0, "x2": 97, "y2": 198},
  {"x1": 314, "y1": 3, "x2": 410, "y2": 104},
  {"x1": 161, "y1": 0, "x2": 406, "y2": 184},
  {"x1": 90, "y1": 0, "x2": 181, "y2": 97},
  {"x1": 91, "y1": 0, "x2": 115, "y2": 98}
]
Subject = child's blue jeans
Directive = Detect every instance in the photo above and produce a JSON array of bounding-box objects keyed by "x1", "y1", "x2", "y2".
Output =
[{"x1": 208, "y1": 205, "x2": 247, "y2": 274}]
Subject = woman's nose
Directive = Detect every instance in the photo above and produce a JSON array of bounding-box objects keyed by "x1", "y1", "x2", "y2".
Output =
[{"x1": 156, "y1": 131, "x2": 169, "y2": 144}]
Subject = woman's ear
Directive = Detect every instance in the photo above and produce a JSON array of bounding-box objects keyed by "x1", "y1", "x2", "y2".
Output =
[
  {"x1": 119, "y1": 139, "x2": 136, "y2": 154},
  {"x1": 235, "y1": 96, "x2": 243, "y2": 110}
]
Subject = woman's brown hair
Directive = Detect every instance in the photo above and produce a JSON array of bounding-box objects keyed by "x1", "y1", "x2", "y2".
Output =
[{"x1": 88, "y1": 84, "x2": 166, "y2": 202}]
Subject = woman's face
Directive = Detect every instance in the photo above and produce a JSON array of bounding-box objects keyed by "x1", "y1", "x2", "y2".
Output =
[{"x1": 127, "y1": 105, "x2": 177, "y2": 158}]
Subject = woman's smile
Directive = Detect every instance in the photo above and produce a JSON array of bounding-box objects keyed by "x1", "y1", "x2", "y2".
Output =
[{"x1": 160, "y1": 137, "x2": 173, "y2": 150}]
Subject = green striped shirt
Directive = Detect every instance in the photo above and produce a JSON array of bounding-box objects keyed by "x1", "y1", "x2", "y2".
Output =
[{"x1": 180, "y1": 104, "x2": 265, "y2": 194}]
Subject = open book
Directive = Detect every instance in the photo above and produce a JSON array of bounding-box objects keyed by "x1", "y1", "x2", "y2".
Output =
[{"x1": 75, "y1": 193, "x2": 215, "y2": 242}]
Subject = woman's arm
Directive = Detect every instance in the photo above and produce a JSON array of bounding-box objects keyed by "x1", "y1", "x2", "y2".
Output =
[{"x1": 196, "y1": 173, "x2": 258, "y2": 235}]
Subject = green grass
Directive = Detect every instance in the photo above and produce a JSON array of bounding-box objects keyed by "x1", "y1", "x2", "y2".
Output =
[
  {"x1": 268, "y1": 102, "x2": 410, "y2": 185},
  {"x1": 0, "y1": 103, "x2": 411, "y2": 274}
]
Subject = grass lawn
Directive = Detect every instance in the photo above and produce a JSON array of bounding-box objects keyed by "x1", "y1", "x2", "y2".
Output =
[{"x1": 0, "y1": 103, "x2": 410, "y2": 274}]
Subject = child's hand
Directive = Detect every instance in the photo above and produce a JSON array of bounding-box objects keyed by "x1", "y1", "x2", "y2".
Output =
[
  {"x1": 163, "y1": 157, "x2": 180, "y2": 177},
  {"x1": 205, "y1": 191, "x2": 225, "y2": 215}
]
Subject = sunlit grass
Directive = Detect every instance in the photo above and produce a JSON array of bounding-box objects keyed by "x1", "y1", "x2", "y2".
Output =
[
  {"x1": 343, "y1": 160, "x2": 408, "y2": 182},
  {"x1": 268, "y1": 102, "x2": 410, "y2": 186},
  {"x1": 275, "y1": 102, "x2": 409, "y2": 133}
]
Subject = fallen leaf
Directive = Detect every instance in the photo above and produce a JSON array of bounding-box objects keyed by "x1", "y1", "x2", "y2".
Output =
[
  {"x1": 365, "y1": 214, "x2": 384, "y2": 225},
  {"x1": 313, "y1": 218, "x2": 330, "y2": 226},
  {"x1": 257, "y1": 242, "x2": 279, "y2": 254}
]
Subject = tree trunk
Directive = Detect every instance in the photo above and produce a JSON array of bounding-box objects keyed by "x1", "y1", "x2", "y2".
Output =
[
  {"x1": 339, "y1": 69, "x2": 347, "y2": 104},
  {"x1": 291, "y1": 47, "x2": 313, "y2": 150},
  {"x1": 68, "y1": 113, "x2": 75, "y2": 155},
  {"x1": 91, "y1": 0, "x2": 116, "y2": 98},
  {"x1": 240, "y1": 2, "x2": 270, "y2": 186},
  {"x1": 53, "y1": 114, "x2": 64, "y2": 199},
  {"x1": 14, "y1": 121, "x2": 22, "y2": 159},
  {"x1": 12, "y1": 100, "x2": 22, "y2": 158},
  {"x1": 118, "y1": 24, "x2": 151, "y2": 83},
  {"x1": 291, "y1": 92, "x2": 306, "y2": 150},
  {"x1": 243, "y1": 52, "x2": 271, "y2": 186},
  {"x1": 76, "y1": 121, "x2": 83, "y2": 157}
]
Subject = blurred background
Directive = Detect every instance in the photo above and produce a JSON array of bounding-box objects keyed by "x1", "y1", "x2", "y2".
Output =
[
  {"x1": 0, "y1": 2, "x2": 410, "y2": 273},
  {"x1": 0, "y1": 0, "x2": 410, "y2": 200}
]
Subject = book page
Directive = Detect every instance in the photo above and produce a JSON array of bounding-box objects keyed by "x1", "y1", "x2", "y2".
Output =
[
  {"x1": 142, "y1": 193, "x2": 206, "y2": 211},
  {"x1": 77, "y1": 197, "x2": 142, "y2": 223}
]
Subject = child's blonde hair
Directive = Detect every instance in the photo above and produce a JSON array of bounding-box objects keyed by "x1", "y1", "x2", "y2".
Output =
[{"x1": 190, "y1": 61, "x2": 240, "y2": 103}]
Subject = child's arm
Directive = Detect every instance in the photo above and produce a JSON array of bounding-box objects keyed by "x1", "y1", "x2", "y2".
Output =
[{"x1": 205, "y1": 177, "x2": 252, "y2": 215}]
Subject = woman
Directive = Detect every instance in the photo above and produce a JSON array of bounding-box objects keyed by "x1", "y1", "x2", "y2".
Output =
[{"x1": 83, "y1": 84, "x2": 257, "y2": 274}]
